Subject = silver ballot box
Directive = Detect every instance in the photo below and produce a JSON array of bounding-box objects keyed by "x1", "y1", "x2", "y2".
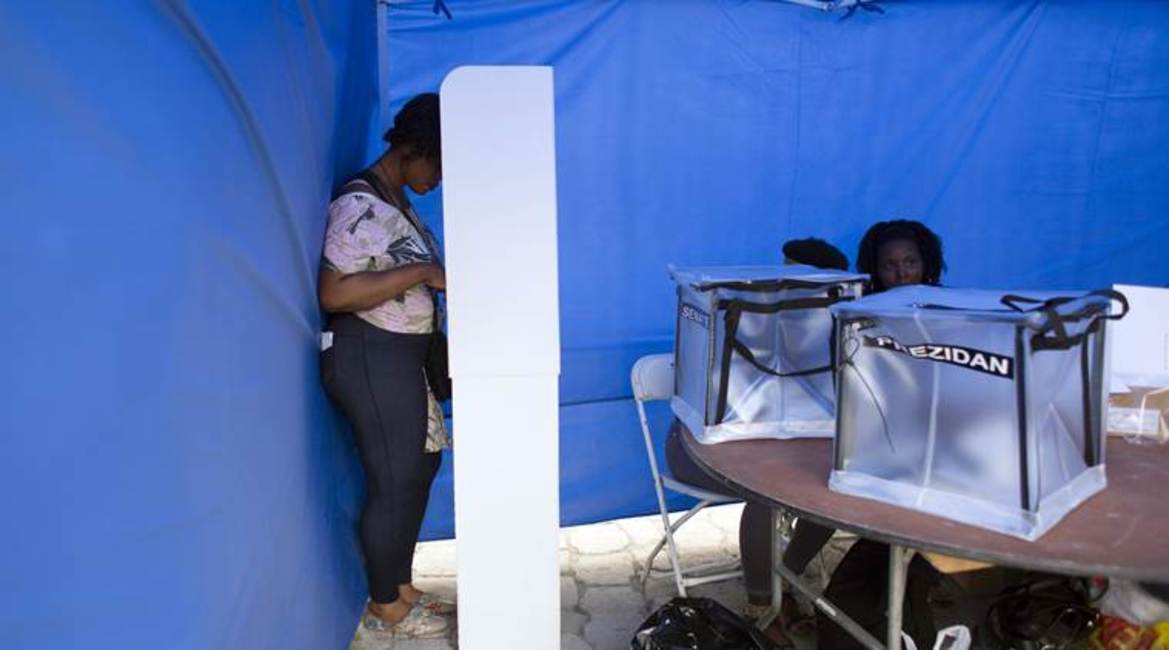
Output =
[
  {"x1": 670, "y1": 265, "x2": 867, "y2": 444},
  {"x1": 830, "y1": 286, "x2": 1127, "y2": 540}
]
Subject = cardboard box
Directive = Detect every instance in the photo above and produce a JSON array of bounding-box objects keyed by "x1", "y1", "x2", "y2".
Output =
[
  {"x1": 1108, "y1": 386, "x2": 1169, "y2": 444},
  {"x1": 921, "y1": 552, "x2": 995, "y2": 574},
  {"x1": 1110, "y1": 285, "x2": 1169, "y2": 383}
]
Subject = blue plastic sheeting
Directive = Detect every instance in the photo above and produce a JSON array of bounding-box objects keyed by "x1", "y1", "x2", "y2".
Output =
[
  {"x1": 1, "y1": 2, "x2": 375, "y2": 648},
  {"x1": 387, "y1": 0, "x2": 1169, "y2": 539}
]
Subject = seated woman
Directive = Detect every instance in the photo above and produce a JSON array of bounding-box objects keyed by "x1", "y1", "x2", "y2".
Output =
[
  {"x1": 855, "y1": 218, "x2": 946, "y2": 293},
  {"x1": 663, "y1": 237, "x2": 851, "y2": 640},
  {"x1": 669, "y1": 225, "x2": 945, "y2": 641},
  {"x1": 780, "y1": 218, "x2": 947, "y2": 594},
  {"x1": 793, "y1": 219, "x2": 947, "y2": 644}
]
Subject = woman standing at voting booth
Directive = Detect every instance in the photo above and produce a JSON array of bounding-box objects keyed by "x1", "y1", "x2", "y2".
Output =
[
  {"x1": 664, "y1": 238, "x2": 855, "y2": 638},
  {"x1": 318, "y1": 93, "x2": 454, "y2": 638}
]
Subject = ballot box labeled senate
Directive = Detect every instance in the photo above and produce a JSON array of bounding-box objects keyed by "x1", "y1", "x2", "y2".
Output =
[
  {"x1": 670, "y1": 265, "x2": 867, "y2": 444},
  {"x1": 829, "y1": 285, "x2": 1127, "y2": 540}
]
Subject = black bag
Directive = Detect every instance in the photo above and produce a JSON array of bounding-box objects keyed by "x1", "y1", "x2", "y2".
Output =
[
  {"x1": 631, "y1": 597, "x2": 777, "y2": 650},
  {"x1": 347, "y1": 171, "x2": 452, "y2": 402},
  {"x1": 425, "y1": 327, "x2": 452, "y2": 402},
  {"x1": 982, "y1": 576, "x2": 1100, "y2": 649},
  {"x1": 817, "y1": 539, "x2": 941, "y2": 650}
]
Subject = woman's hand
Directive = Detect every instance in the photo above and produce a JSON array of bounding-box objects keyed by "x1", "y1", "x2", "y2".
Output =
[
  {"x1": 424, "y1": 263, "x2": 446, "y2": 290},
  {"x1": 319, "y1": 262, "x2": 441, "y2": 313}
]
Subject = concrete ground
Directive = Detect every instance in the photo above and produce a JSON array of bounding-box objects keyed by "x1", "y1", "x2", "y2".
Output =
[{"x1": 349, "y1": 503, "x2": 856, "y2": 650}]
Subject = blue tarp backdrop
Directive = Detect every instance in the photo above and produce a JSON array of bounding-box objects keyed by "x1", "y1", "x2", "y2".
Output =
[
  {"x1": 392, "y1": 0, "x2": 1169, "y2": 541},
  {"x1": 1, "y1": 1, "x2": 1167, "y2": 648}
]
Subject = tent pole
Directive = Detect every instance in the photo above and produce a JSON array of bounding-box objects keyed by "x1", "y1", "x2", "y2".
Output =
[{"x1": 376, "y1": 0, "x2": 391, "y2": 133}]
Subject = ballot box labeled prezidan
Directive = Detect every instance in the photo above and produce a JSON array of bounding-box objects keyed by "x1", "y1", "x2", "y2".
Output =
[
  {"x1": 829, "y1": 285, "x2": 1127, "y2": 540},
  {"x1": 670, "y1": 265, "x2": 867, "y2": 444}
]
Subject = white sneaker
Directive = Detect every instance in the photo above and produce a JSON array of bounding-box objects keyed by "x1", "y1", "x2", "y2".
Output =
[{"x1": 362, "y1": 605, "x2": 450, "y2": 639}]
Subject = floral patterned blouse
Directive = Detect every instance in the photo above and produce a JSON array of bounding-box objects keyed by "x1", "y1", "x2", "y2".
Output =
[{"x1": 322, "y1": 182, "x2": 449, "y2": 451}]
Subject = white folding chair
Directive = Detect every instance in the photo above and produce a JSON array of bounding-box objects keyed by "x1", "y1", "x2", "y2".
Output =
[{"x1": 631, "y1": 353, "x2": 741, "y2": 596}]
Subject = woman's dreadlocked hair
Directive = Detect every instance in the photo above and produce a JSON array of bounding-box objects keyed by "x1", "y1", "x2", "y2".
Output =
[{"x1": 855, "y1": 219, "x2": 946, "y2": 292}]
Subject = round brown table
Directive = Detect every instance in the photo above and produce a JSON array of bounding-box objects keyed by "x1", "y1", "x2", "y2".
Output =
[{"x1": 679, "y1": 422, "x2": 1169, "y2": 648}]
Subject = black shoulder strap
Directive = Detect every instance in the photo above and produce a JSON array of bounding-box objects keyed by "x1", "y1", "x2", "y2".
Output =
[{"x1": 332, "y1": 171, "x2": 380, "y2": 201}]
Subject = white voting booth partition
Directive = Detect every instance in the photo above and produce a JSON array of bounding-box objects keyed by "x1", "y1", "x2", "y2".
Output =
[
  {"x1": 1110, "y1": 284, "x2": 1169, "y2": 387},
  {"x1": 441, "y1": 67, "x2": 560, "y2": 649}
]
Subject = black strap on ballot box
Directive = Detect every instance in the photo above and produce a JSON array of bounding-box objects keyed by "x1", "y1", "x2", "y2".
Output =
[
  {"x1": 1001, "y1": 288, "x2": 1127, "y2": 474},
  {"x1": 833, "y1": 288, "x2": 1126, "y2": 507},
  {"x1": 712, "y1": 286, "x2": 849, "y2": 426},
  {"x1": 1000, "y1": 289, "x2": 1128, "y2": 352}
]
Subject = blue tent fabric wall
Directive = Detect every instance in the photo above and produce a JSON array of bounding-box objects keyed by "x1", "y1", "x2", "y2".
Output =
[
  {"x1": 388, "y1": 0, "x2": 1169, "y2": 540},
  {"x1": 1, "y1": 2, "x2": 375, "y2": 648},
  {"x1": 2, "y1": 1, "x2": 1167, "y2": 647}
]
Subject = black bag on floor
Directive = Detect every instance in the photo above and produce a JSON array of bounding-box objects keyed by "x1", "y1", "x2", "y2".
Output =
[
  {"x1": 982, "y1": 576, "x2": 1100, "y2": 649},
  {"x1": 631, "y1": 597, "x2": 777, "y2": 649},
  {"x1": 817, "y1": 539, "x2": 942, "y2": 650}
]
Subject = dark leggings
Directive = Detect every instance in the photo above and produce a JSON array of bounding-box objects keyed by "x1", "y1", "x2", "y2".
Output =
[
  {"x1": 784, "y1": 520, "x2": 835, "y2": 575},
  {"x1": 665, "y1": 429, "x2": 774, "y2": 603},
  {"x1": 665, "y1": 425, "x2": 834, "y2": 603},
  {"x1": 321, "y1": 314, "x2": 441, "y2": 604}
]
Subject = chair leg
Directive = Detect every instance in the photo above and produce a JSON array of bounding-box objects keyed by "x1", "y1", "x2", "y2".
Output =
[
  {"x1": 647, "y1": 507, "x2": 708, "y2": 597},
  {"x1": 642, "y1": 500, "x2": 715, "y2": 580},
  {"x1": 643, "y1": 526, "x2": 738, "y2": 586},
  {"x1": 659, "y1": 507, "x2": 690, "y2": 597},
  {"x1": 816, "y1": 543, "x2": 830, "y2": 590},
  {"x1": 664, "y1": 522, "x2": 687, "y2": 598},
  {"x1": 640, "y1": 534, "x2": 668, "y2": 588},
  {"x1": 642, "y1": 501, "x2": 745, "y2": 598},
  {"x1": 667, "y1": 500, "x2": 709, "y2": 534},
  {"x1": 661, "y1": 500, "x2": 718, "y2": 597}
]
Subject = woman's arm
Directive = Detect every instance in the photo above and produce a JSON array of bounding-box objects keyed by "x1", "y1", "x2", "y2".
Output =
[{"x1": 319, "y1": 262, "x2": 445, "y2": 313}]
